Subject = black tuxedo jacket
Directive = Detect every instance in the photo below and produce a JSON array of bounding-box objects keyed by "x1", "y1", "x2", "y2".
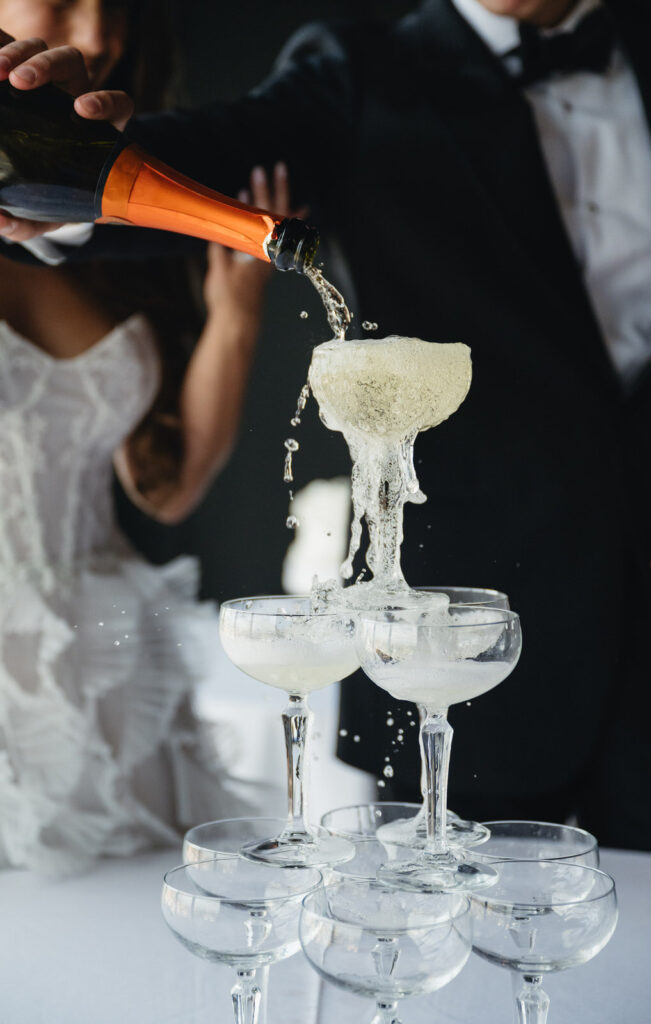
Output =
[{"x1": 34, "y1": 0, "x2": 651, "y2": 809}]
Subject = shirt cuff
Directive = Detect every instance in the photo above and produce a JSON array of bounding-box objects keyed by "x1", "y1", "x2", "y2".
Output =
[{"x1": 2, "y1": 222, "x2": 95, "y2": 266}]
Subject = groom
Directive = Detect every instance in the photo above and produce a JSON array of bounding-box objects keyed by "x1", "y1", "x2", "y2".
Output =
[{"x1": 1, "y1": 0, "x2": 650, "y2": 848}]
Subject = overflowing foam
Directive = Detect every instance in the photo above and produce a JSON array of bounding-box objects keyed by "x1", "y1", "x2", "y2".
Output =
[{"x1": 308, "y1": 337, "x2": 471, "y2": 592}]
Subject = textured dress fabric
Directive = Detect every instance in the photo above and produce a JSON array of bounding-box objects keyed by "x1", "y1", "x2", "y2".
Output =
[{"x1": 0, "y1": 314, "x2": 245, "y2": 876}]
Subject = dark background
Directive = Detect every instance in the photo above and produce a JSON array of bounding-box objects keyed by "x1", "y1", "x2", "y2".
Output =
[{"x1": 116, "y1": 0, "x2": 415, "y2": 601}]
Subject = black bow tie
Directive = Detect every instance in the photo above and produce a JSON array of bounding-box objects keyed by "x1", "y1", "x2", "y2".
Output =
[{"x1": 510, "y1": 7, "x2": 616, "y2": 88}]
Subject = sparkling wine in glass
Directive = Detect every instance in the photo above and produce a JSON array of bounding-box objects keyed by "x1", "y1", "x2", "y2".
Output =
[
  {"x1": 219, "y1": 595, "x2": 359, "y2": 867},
  {"x1": 372, "y1": 586, "x2": 510, "y2": 852},
  {"x1": 356, "y1": 604, "x2": 522, "y2": 892}
]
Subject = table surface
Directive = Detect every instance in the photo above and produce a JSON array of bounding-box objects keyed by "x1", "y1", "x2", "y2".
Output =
[{"x1": 0, "y1": 845, "x2": 648, "y2": 1024}]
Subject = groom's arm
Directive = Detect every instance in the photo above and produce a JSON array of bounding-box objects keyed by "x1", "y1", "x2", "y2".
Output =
[{"x1": 0, "y1": 23, "x2": 360, "y2": 263}]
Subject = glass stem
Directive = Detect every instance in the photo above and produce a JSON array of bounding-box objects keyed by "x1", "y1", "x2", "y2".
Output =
[
  {"x1": 514, "y1": 974, "x2": 550, "y2": 1024},
  {"x1": 419, "y1": 706, "x2": 452, "y2": 858},
  {"x1": 280, "y1": 693, "x2": 312, "y2": 840},
  {"x1": 231, "y1": 968, "x2": 261, "y2": 1024},
  {"x1": 370, "y1": 1000, "x2": 402, "y2": 1024},
  {"x1": 418, "y1": 704, "x2": 428, "y2": 802},
  {"x1": 258, "y1": 965, "x2": 270, "y2": 1024}
]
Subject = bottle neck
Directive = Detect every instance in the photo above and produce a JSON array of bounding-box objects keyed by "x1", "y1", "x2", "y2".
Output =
[{"x1": 97, "y1": 143, "x2": 278, "y2": 261}]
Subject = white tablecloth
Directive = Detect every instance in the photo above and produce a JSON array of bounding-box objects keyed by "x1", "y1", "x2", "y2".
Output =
[{"x1": 1, "y1": 846, "x2": 648, "y2": 1023}]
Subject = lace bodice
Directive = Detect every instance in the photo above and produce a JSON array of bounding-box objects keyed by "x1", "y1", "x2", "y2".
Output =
[{"x1": 0, "y1": 314, "x2": 160, "y2": 574}]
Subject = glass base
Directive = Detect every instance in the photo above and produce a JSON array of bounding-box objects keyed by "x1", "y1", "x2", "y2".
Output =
[
  {"x1": 241, "y1": 827, "x2": 354, "y2": 869},
  {"x1": 377, "y1": 812, "x2": 490, "y2": 851},
  {"x1": 377, "y1": 850, "x2": 498, "y2": 893}
]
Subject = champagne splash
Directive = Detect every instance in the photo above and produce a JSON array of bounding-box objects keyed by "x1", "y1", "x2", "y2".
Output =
[
  {"x1": 281, "y1": 268, "x2": 353, "y2": 490},
  {"x1": 308, "y1": 336, "x2": 472, "y2": 594},
  {"x1": 305, "y1": 265, "x2": 353, "y2": 340}
]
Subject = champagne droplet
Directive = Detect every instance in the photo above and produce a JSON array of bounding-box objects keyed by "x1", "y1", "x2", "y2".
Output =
[
  {"x1": 286, "y1": 515, "x2": 299, "y2": 529},
  {"x1": 383, "y1": 764, "x2": 394, "y2": 778},
  {"x1": 300, "y1": 310, "x2": 309, "y2": 319},
  {"x1": 283, "y1": 438, "x2": 299, "y2": 483}
]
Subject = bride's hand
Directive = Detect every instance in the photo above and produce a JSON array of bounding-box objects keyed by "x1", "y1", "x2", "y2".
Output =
[
  {"x1": 0, "y1": 30, "x2": 134, "y2": 241},
  {"x1": 203, "y1": 162, "x2": 307, "y2": 320}
]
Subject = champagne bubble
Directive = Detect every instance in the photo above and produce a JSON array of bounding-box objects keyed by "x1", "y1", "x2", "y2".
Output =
[
  {"x1": 284, "y1": 438, "x2": 299, "y2": 452},
  {"x1": 362, "y1": 320, "x2": 378, "y2": 331},
  {"x1": 300, "y1": 310, "x2": 309, "y2": 319},
  {"x1": 383, "y1": 764, "x2": 394, "y2": 778},
  {"x1": 286, "y1": 515, "x2": 299, "y2": 529},
  {"x1": 339, "y1": 728, "x2": 348, "y2": 737}
]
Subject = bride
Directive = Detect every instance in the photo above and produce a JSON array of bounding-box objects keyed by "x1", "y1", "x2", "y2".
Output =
[{"x1": 0, "y1": 0, "x2": 290, "y2": 874}]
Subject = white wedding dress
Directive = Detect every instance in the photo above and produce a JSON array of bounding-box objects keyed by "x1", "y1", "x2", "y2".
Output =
[{"x1": 0, "y1": 313, "x2": 248, "y2": 875}]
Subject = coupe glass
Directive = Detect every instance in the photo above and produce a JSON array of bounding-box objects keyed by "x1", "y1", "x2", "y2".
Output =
[
  {"x1": 300, "y1": 876, "x2": 472, "y2": 1024},
  {"x1": 471, "y1": 860, "x2": 617, "y2": 1024},
  {"x1": 356, "y1": 604, "x2": 522, "y2": 892},
  {"x1": 219, "y1": 595, "x2": 358, "y2": 867},
  {"x1": 183, "y1": 818, "x2": 290, "y2": 862},
  {"x1": 161, "y1": 857, "x2": 322, "y2": 1024},
  {"x1": 474, "y1": 821, "x2": 599, "y2": 867},
  {"x1": 321, "y1": 802, "x2": 475, "y2": 850},
  {"x1": 365, "y1": 587, "x2": 510, "y2": 852}
]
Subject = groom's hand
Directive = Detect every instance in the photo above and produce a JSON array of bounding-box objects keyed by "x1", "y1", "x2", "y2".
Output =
[{"x1": 0, "y1": 30, "x2": 135, "y2": 241}]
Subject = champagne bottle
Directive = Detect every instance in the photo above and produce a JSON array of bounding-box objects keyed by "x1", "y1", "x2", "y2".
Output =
[{"x1": 0, "y1": 80, "x2": 318, "y2": 272}]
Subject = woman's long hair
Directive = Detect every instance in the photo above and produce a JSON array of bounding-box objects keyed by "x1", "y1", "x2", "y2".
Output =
[{"x1": 62, "y1": 0, "x2": 203, "y2": 496}]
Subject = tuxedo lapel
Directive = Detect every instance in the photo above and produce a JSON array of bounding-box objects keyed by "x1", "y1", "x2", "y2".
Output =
[{"x1": 401, "y1": 0, "x2": 620, "y2": 391}]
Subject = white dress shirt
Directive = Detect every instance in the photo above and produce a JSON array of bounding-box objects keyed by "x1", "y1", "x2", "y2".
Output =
[{"x1": 452, "y1": 0, "x2": 651, "y2": 387}]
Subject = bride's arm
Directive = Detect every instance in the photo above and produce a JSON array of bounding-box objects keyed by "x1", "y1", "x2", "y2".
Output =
[{"x1": 114, "y1": 163, "x2": 296, "y2": 525}]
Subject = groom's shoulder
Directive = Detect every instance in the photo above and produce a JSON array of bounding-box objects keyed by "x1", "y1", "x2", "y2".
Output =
[{"x1": 273, "y1": 16, "x2": 404, "y2": 83}]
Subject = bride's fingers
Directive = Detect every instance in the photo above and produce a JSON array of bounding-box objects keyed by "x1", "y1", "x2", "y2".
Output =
[
  {"x1": 272, "y1": 162, "x2": 291, "y2": 217},
  {"x1": 7, "y1": 43, "x2": 90, "y2": 95},
  {"x1": 250, "y1": 166, "x2": 271, "y2": 211},
  {"x1": 75, "y1": 90, "x2": 134, "y2": 131}
]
